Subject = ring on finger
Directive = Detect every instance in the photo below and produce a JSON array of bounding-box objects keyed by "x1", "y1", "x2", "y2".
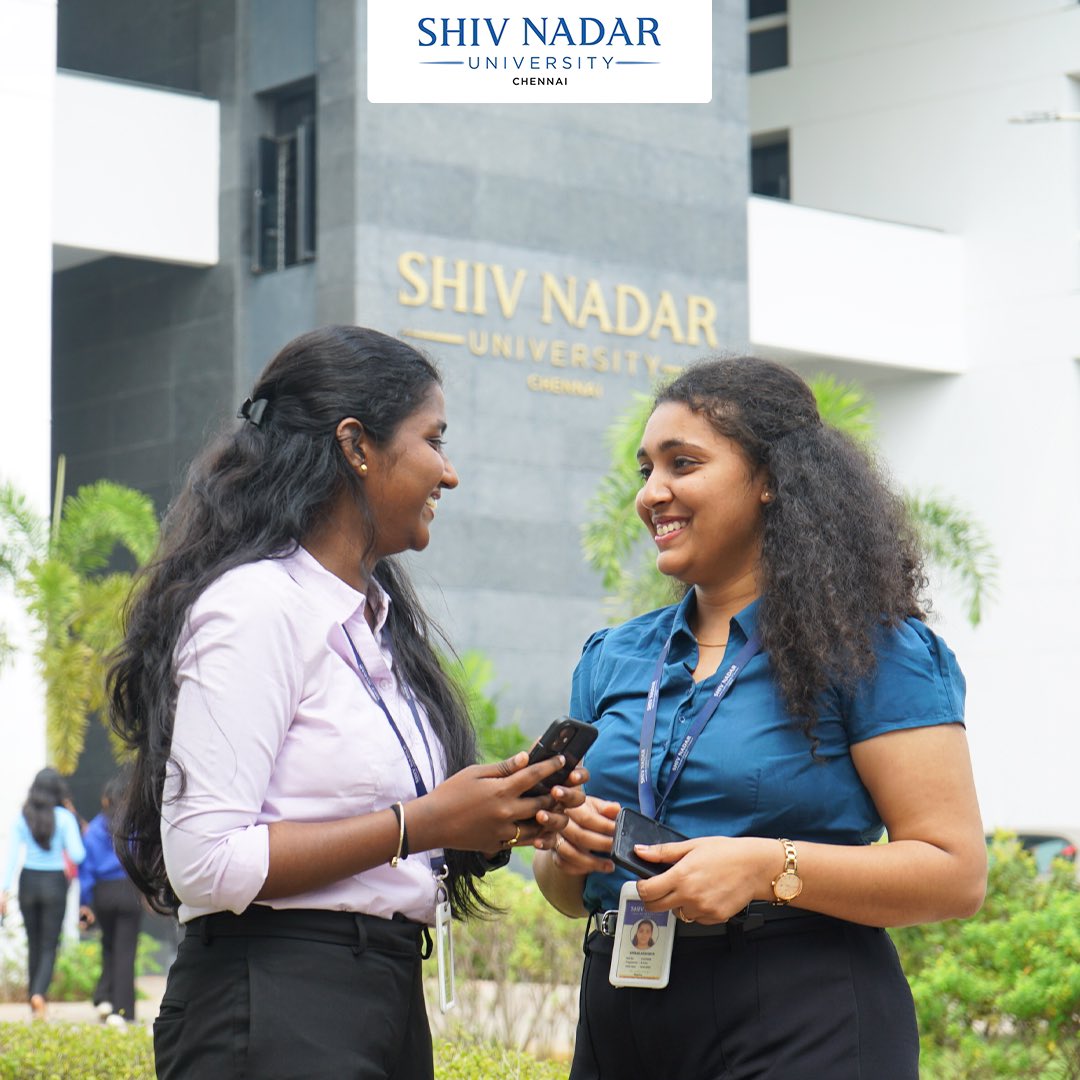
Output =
[
  {"x1": 506, "y1": 824, "x2": 522, "y2": 848},
  {"x1": 675, "y1": 906, "x2": 694, "y2": 924}
]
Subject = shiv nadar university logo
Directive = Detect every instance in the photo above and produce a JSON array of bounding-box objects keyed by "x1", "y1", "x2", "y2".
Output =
[{"x1": 368, "y1": 2, "x2": 712, "y2": 104}]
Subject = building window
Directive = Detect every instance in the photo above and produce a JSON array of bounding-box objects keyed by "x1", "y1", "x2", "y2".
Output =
[
  {"x1": 748, "y1": 0, "x2": 788, "y2": 74},
  {"x1": 751, "y1": 131, "x2": 790, "y2": 200},
  {"x1": 252, "y1": 83, "x2": 316, "y2": 274}
]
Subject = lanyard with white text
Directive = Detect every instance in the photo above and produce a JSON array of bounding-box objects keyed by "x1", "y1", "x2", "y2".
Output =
[
  {"x1": 341, "y1": 624, "x2": 445, "y2": 878},
  {"x1": 638, "y1": 625, "x2": 762, "y2": 820},
  {"x1": 340, "y1": 624, "x2": 437, "y2": 799},
  {"x1": 342, "y1": 622, "x2": 455, "y2": 1012}
]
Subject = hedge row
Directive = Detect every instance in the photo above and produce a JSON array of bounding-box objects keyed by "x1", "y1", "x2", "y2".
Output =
[{"x1": 0, "y1": 1025, "x2": 567, "y2": 1080}]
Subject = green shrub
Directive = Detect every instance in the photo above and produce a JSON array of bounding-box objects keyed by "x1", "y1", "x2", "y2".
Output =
[
  {"x1": 891, "y1": 834, "x2": 1080, "y2": 1079},
  {"x1": 0, "y1": 1025, "x2": 564, "y2": 1080},
  {"x1": 0, "y1": 932, "x2": 162, "y2": 1004},
  {"x1": 0, "y1": 1022, "x2": 155, "y2": 1080},
  {"x1": 433, "y1": 1039, "x2": 567, "y2": 1079},
  {"x1": 424, "y1": 871, "x2": 582, "y2": 1057}
]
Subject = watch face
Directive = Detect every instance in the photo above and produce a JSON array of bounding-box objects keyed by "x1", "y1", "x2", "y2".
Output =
[{"x1": 774, "y1": 872, "x2": 803, "y2": 901}]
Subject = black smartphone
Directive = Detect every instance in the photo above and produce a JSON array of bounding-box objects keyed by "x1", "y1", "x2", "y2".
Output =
[
  {"x1": 521, "y1": 717, "x2": 597, "y2": 797},
  {"x1": 611, "y1": 807, "x2": 688, "y2": 878}
]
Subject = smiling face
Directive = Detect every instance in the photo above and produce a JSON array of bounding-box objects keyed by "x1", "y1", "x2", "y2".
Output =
[
  {"x1": 635, "y1": 402, "x2": 768, "y2": 591},
  {"x1": 360, "y1": 384, "x2": 458, "y2": 560}
]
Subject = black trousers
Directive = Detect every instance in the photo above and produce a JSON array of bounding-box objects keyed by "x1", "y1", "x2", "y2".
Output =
[
  {"x1": 571, "y1": 914, "x2": 919, "y2": 1080},
  {"x1": 154, "y1": 908, "x2": 433, "y2": 1080},
  {"x1": 18, "y1": 868, "x2": 69, "y2": 1000},
  {"x1": 92, "y1": 877, "x2": 144, "y2": 1019}
]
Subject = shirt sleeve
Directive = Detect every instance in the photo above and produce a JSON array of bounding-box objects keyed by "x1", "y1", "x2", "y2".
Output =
[
  {"x1": 844, "y1": 618, "x2": 966, "y2": 745},
  {"x1": 78, "y1": 816, "x2": 103, "y2": 906},
  {"x1": 162, "y1": 580, "x2": 302, "y2": 915},
  {"x1": 58, "y1": 808, "x2": 85, "y2": 866},
  {"x1": 569, "y1": 629, "x2": 610, "y2": 725}
]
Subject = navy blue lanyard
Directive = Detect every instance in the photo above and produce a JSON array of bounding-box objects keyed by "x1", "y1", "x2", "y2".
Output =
[
  {"x1": 638, "y1": 623, "x2": 762, "y2": 820},
  {"x1": 340, "y1": 624, "x2": 438, "y2": 801}
]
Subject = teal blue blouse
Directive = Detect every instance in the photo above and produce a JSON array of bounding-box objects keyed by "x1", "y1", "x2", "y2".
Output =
[{"x1": 570, "y1": 593, "x2": 966, "y2": 914}]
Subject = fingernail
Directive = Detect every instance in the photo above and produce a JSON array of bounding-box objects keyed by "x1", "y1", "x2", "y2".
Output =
[
  {"x1": 537, "y1": 811, "x2": 549, "y2": 824},
  {"x1": 605, "y1": 862, "x2": 615, "y2": 873},
  {"x1": 551, "y1": 787, "x2": 565, "y2": 800},
  {"x1": 558, "y1": 754, "x2": 566, "y2": 766}
]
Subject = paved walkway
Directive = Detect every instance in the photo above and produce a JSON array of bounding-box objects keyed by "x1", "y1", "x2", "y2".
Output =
[{"x1": 0, "y1": 975, "x2": 166, "y2": 1027}]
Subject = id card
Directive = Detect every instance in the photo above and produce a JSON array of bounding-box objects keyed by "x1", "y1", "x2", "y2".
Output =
[
  {"x1": 608, "y1": 881, "x2": 674, "y2": 989},
  {"x1": 434, "y1": 896, "x2": 455, "y2": 1012}
]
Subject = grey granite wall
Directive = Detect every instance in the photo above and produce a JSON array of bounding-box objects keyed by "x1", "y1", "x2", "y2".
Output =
[
  {"x1": 348, "y1": 0, "x2": 750, "y2": 732},
  {"x1": 51, "y1": 0, "x2": 750, "y2": 749}
]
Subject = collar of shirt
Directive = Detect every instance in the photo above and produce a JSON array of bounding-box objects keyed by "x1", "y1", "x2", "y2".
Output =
[
  {"x1": 283, "y1": 544, "x2": 391, "y2": 637},
  {"x1": 667, "y1": 590, "x2": 760, "y2": 664}
]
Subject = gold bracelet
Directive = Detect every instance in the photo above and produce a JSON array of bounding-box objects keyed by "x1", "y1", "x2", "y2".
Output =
[{"x1": 390, "y1": 801, "x2": 406, "y2": 868}]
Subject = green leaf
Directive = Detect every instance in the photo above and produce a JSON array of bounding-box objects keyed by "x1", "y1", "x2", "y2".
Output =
[
  {"x1": 808, "y1": 373, "x2": 876, "y2": 443},
  {"x1": 0, "y1": 474, "x2": 159, "y2": 773},
  {"x1": 906, "y1": 492, "x2": 999, "y2": 627},
  {"x1": 54, "y1": 481, "x2": 159, "y2": 572}
]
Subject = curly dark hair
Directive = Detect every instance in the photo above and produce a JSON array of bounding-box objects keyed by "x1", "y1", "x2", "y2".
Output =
[
  {"x1": 107, "y1": 326, "x2": 491, "y2": 917},
  {"x1": 655, "y1": 356, "x2": 927, "y2": 736}
]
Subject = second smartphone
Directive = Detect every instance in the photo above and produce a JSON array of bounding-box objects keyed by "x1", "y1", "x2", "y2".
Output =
[{"x1": 522, "y1": 717, "x2": 597, "y2": 797}]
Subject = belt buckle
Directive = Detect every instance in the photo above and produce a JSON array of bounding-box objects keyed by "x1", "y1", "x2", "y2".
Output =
[{"x1": 599, "y1": 910, "x2": 619, "y2": 937}]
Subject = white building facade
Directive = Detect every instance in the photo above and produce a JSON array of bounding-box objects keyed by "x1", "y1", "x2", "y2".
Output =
[{"x1": 749, "y1": 0, "x2": 1080, "y2": 830}]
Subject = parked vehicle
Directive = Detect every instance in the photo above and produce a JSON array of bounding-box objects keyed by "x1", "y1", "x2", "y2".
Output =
[{"x1": 986, "y1": 827, "x2": 1080, "y2": 880}]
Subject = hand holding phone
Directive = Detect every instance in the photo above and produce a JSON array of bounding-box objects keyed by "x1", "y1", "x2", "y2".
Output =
[
  {"x1": 611, "y1": 807, "x2": 688, "y2": 878},
  {"x1": 521, "y1": 717, "x2": 597, "y2": 798}
]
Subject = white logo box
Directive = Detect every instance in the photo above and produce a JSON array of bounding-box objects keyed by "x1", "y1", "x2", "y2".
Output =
[{"x1": 367, "y1": 1, "x2": 712, "y2": 104}]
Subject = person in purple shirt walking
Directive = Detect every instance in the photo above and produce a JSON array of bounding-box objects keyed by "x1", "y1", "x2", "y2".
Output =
[
  {"x1": 1, "y1": 768, "x2": 85, "y2": 1019},
  {"x1": 79, "y1": 769, "x2": 144, "y2": 1028},
  {"x1": 105, "y1": 326, "x2": 587, "y2": 1079}
]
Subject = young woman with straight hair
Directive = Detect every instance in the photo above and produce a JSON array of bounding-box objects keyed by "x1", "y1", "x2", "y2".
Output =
[
  {"x1": 1, "y1": 767, "x2": 85, "y2": 1018},
  {"x1": 108, "y1": 326, "x2": 585, "y2": 1080}
]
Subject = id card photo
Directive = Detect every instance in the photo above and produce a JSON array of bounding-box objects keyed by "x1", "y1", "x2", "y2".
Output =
[{"x1": 608, "y1": 882, "x2": 674, "y2": 988}]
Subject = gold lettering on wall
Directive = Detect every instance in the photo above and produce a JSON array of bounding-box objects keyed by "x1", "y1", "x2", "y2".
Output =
[{"x1": 397, "y1": 250, "x2": 722, "y2": 399}]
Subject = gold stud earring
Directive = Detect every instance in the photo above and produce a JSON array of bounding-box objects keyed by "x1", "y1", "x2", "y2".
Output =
[
  {"x1": 359, "y1": 462, "x2": 368, "y2": 474},
  {"x1": 763, "y1": 490, "x2": 773, "y2": 502}
]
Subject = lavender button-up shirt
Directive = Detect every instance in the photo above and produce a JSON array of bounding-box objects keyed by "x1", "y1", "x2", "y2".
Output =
[{"x1": 162, "y1": 545, "x2": 448, "y2": 925}]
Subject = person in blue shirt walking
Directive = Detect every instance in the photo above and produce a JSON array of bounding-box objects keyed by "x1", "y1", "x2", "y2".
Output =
[
  {"x1": 79, "y1": 770, "x2": 144, "y2": 1027},
  {"x1": 535, "y1": 357, "x2": 988, "y2": 1080},
  {"x1": 1, "y1": 768, "x2": 86, "y2": 1019}
]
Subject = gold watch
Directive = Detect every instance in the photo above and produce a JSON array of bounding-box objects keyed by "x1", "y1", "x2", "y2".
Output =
[{"x1": 771, "y1": 838, "x2": 803, "y2": 905}]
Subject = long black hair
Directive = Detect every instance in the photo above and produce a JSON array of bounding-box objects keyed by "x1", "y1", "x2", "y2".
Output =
[
  {"x1": 22, "y1": 768, "x2": 70, "y2": 849},
  {"x1": 108, "y1": 326, "x2": 490, "y2": 916},
  {"x1": 655, "y1": 357, "x2": 926, "y2": 735}
]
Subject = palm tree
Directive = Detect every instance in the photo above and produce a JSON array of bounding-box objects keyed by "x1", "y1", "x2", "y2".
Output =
[
  {"x1": 0, "y1": 457, "x2": 159, "y2": 772},
  {"x1": 583, "y1": 375, "x2": 997, "y2": 626}
]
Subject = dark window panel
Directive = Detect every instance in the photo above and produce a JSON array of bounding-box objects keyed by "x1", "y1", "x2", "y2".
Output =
[
  {"x1": 749, "y1": 25, "x2": 788, "y2": 73},
  {"x1": 253, "y1": 86, "x2": 317, "y2": 274},
  {"x1": 748, "y1": 0, "x2": 787, "y2": 20},
  {"x1": 751, "y1": 137, "x2": 790, "y2": 200}
]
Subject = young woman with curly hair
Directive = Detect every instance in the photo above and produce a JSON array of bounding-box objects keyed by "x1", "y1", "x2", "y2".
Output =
[
  {"x1": 107, "y1": 326, "x2": 585, "y2": 1080},
  {"x1": 535, "y1": 356, "x2": 986, "y2": 1080}
]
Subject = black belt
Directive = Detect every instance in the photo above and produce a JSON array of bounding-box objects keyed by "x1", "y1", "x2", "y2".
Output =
[
  {"x1": 590, "y1": 901, "x2": 819, "y2": 939},
  {"x1": 186, "y1": 906, "x2": 431, "y2": 957}
]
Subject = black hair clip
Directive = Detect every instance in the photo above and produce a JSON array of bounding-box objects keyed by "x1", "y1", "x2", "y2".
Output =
[{"x1": 237, "y1": 397, "x2": 269, "y2": 428}]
